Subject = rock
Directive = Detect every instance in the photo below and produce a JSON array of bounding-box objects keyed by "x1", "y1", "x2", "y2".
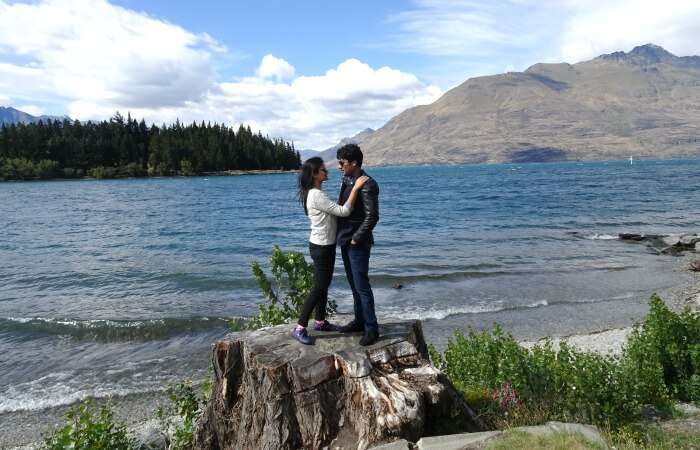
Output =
[
  {"x1": 680, "y1": 234, "x2": 700, "y2": 246},
  {"x1": 515, "y1": 422, "x2": 609, "y2": 449},
  {"x1": 130, "y1": 419, "x2": 168, "y2": 450},
  {"x1": 369, "y1": 440, "x2": 412, "y2": 449},
  {"x1": 660, "y1": 245, "x2": 684, "y2": 256},
  {"x1": 619, "y1": 233, "x2": 644, "y2": 241},
  {"x1": 618, "y1": 233, "x2": 700, "y2": 256},
  {"x1": 677, "y1": 402, "x2": 700, "y2": 416},
  {"x1": 662, "y1": 235, "x2": 682, "y2": 247},
  {"x1": 194, "y1": 318, "x2": 483, "y2": 450},
  {"x1": 415, "y1": 431, "x2": 502, "y2": 449},
  {"x1": 689, "y1": 260, "x2": 700, "y2": 272}
]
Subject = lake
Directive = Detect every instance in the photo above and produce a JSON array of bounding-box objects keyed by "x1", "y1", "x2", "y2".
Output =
[{"x1": 1, "y1": 159, "x2": 699, "y2": 413}]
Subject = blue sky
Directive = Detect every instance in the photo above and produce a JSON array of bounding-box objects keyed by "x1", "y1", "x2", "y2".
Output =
[{"x1": 1, "y1": 0, "x2": 700, "y2": 149}]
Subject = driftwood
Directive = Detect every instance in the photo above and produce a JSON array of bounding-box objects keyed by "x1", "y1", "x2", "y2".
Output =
[{"x1": 193, "y1": 319, "x2": 482, "y2": 450}]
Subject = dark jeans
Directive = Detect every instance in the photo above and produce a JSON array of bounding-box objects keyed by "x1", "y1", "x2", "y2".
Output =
[
  {"x1": 298, "y1": 242, "x2": 336, "y2": 327},
  {"x1": 341, "y1": 242, "x2": 378, "y2": 332}
]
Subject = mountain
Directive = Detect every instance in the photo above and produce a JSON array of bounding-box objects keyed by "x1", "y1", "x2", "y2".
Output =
[
  {"x1": 317, "y1": 128, "x2": 375, "y2": 163},
  {"x1": 297, "y1": 128, "x2": 375, "y2": 164},
  {"x1": 361, "y1": 44, "x2": 700, "y2": 165},
  {"x1": 0, "y1": 106, "x2": 68, "y2": 125}
]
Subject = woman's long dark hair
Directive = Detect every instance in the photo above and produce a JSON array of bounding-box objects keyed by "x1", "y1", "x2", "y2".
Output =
[{"x1": 298, "y1": 157, "x2": 324, "y2": 215}]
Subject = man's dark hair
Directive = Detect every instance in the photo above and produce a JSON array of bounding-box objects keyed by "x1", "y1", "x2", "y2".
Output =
[{"x1": 336, "y1": 143, "x2": 363, "y2": 167}]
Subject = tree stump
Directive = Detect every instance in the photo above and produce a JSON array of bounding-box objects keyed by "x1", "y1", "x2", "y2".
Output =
[{"x1": 193, "y1": 318, "x2": 483, "y2": 450}]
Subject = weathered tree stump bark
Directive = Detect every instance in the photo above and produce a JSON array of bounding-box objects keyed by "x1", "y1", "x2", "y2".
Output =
[{"x1": 193, "y1": 318, "x2": 483, "y2": 450}]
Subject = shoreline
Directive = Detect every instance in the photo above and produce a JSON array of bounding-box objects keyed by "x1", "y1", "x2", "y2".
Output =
[
  {"x1": 0, "y1": 168, "x2": 297, "y2": 183},
  {"x1": 2, "y1": 256, "x2": 699, "y2": 448}
]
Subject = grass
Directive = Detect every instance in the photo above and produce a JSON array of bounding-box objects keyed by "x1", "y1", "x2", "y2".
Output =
[{"x1": 487, "y1": 430, "x2": 605, "y2": 450}]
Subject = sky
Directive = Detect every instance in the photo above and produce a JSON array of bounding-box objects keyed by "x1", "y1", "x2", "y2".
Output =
[{"x1": 2, "y1": 0, "x2": 700, "y2": 149}]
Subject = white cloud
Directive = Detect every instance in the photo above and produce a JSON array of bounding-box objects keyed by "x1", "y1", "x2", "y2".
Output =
[
  {"x1": 65, "y1": 57, "x2": 442, "y2": 149},
  {"x1": 0, "y1": 0, "x2": 219, "y2": 109},
  {"x1": 16, "y1": 105, "x2": 45, "y2": 116},
  {"x1": 557, "y1": 0, "x2": 700, "y2": 62},
  {"x1": 384, "y1": 0, "x2": 562, "y2": 57},
  {"x1": 0, "y1": 0, "x2": 442, "y2": 149},
  {"x1": 256, "y1": 54, "x2": 295, "y2": 81},
  {"x1": 381, "y1": 0, "x2": 700, "y2": 87}
]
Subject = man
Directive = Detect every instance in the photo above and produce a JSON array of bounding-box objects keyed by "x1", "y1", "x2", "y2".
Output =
[{"x1": 336, "y1": 144, "x2": 380, "y2": 346}]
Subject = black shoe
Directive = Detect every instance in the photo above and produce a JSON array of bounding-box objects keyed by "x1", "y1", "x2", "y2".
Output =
[
  {"x1": 359, "y1": 329, "x2": 379, "y2": 346},
  {"x1": 339, "y1": 320, "x2": 364, "y2": 333}
]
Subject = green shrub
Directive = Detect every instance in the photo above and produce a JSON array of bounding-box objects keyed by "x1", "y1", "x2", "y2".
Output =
[
  {"x1": 248, "y1": 245, "x2": 335, "y2": 329},
  {"x1": 623, "y1": 295, "x2": 700, "y2": 402},
  {"x1": 62, "y1": 167, "x2": 76, "y2": 178},
  {"x1": 118, "y1": 162, "x2": 146, "y2": 178},
  {"x1": 433, "y1": 295, "x2": 700, "y2": 429},
  {"x1": 34, "y1": 159, "x2": 59, "y2": 179},
  {"x1": 0, "y1": 157, "x2": 58, "y2": 180},
  {"x1": 43, "y1": 400, "x2": 135, "y2": 450},
  {"x1": 156, "y1": 380, "x2": 202, "y2": 450},
  {"x1": 179, "y1": 159, "x2": 195, "y2": 176}
]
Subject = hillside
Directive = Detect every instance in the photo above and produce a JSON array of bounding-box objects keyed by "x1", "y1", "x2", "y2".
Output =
[
  {"x1": 0, "y1": 106, "x2": 68, "y2": 125},
  {"x1": 361, "y1": 44, "x2": 700, "y2": 165},
  {"x1": 302, "y1": 128, "x2": 375, "y2": 164}
]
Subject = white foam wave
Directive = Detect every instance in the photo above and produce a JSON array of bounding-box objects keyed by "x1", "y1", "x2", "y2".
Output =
[
  {"x1": 585, "y1": 233, "x2": 618, "y2": 240},
  {"x1": 0, "y1": 370, "x2": 168, "y2": 413},
  {"x1": 381, "y1": 299, "x2": 549, "y2": 320}
]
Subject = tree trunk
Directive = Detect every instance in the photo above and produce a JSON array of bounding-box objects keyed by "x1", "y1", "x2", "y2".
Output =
[{"x1": 194, "y1": 319, "x2": 483, "y2": 450}]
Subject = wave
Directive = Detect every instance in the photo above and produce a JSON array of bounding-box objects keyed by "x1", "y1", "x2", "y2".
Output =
[
  {"x1": 585, "y1": 233, "x2": 618, "y2": 240},
  {"x1": 383, "y1": 292, "x2": 637, "y2": 321},
  {"x1": 370, "y1": 269, "x2": 513, "y2": 286},
  {"x1": 0, "y1": 316, "x2": 231, "y2": 342},
  {"x1": 382, "y1": 299, "x2": 550, "y2": 320},
  {"x1": 567, "y1": 231, "x2": 619, "y2": 240},
  {"x1": 0, "y1": 375, "x2": 166, "y2": 414}
]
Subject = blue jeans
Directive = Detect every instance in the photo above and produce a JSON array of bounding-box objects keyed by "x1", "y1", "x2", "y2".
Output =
[{"x1": 341, "y1": 243, "x2": 378, "y2": 332}]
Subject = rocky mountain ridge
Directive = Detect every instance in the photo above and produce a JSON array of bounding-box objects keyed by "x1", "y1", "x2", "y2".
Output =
[
  {"x1": 0, "y1": 106, "x2": 68, "y2": 126},
  {"x1": 360, "y1": 44, "x2": 700, "y2": 166}
]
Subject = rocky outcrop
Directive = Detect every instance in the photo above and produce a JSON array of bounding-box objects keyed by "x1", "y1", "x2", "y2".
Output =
[
  {"x1": 193, "y1": 319, "x2": 482, "y2": 450},
  {"x1": 619, "y1": 232, "x2": 700, "y2": 255},
  {"x1": 369, "y1": 421, "x2": 609, "y2": 450}
]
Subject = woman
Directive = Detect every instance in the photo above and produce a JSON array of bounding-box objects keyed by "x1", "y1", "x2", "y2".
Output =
[{"x1": 292, "y1": 157, "x2": 368, "y2": 345}]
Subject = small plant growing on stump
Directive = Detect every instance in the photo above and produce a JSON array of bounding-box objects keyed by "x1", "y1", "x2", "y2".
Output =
[{"x1": 248, "y1": 245, "x2": 336, "y2": 329}]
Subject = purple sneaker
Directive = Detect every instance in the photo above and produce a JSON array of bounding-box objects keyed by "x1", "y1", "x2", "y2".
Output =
[
  {"x1": 314, "y1": 320, "x2": 340, "y2": 332},
  {"x1": 291, "y1": 327, "x2": 314, "y2": 345}
]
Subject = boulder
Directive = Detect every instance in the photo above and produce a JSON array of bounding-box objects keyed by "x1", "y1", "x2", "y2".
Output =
[
  {"x1": 680, "y1": 234, "x2": 700, "y2": 246},
  {"x1": 194, "y1": 319, "x2": 483, "y2": 450},
  {"x1": 130, "y1": 419, "x2": 168, "y2": 450},
  {"x1": 618, "y1": 232, "x2": 700, "y2": 256},
  {"x1": 662, "y1": 235, "x2": 682, "y2": 247},
  {"x1": 618, "y1": 233, "x2": 644, "y2": 241}
]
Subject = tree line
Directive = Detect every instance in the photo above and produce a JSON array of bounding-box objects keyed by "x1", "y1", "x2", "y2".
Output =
[{"x1": 0, "y1": 112, "x2": 301, "y2": 180}]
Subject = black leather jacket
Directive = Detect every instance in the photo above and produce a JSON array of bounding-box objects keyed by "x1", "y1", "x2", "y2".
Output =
[{"x1": 336, "y1": 170, "x2": 379, "y2": 247}]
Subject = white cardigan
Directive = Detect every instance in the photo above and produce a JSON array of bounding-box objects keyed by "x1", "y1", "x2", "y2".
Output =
[{"x1": 306, "y1": 188, "x2": 352, "y2": 245}]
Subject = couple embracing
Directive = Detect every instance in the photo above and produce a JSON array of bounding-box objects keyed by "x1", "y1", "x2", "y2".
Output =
[{"x1": 293, "y1": 144, "x2": 380, "y2": 346}]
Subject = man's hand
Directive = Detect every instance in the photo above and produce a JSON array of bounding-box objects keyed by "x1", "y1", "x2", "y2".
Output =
[{"x1": 351, "y1": 240, "x2": 357, "y2": 245}]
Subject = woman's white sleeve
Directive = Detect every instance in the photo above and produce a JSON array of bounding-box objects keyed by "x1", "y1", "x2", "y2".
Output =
[{"x1": 311, "y1": 190, "x2": 352, "y2": 217}]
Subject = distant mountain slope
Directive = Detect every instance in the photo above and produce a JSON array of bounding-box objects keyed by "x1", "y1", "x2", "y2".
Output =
[
  {"x1": 361, "y1": 44, "x2": 700, "y2": 165},
  {"x1": 317, "y1": 128, "x2": 375, "y2": 163},
  {"x1": 0, "y1": 106, "x2": 68, "y2": 125},
  {"x1": 298, "y1": 128, "x2": 375, "y2": 164}
]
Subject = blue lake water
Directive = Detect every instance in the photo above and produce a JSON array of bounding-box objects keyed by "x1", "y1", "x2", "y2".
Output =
[{"x1": 1, "y1": 159, "x2": 699, "y2": 413}]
